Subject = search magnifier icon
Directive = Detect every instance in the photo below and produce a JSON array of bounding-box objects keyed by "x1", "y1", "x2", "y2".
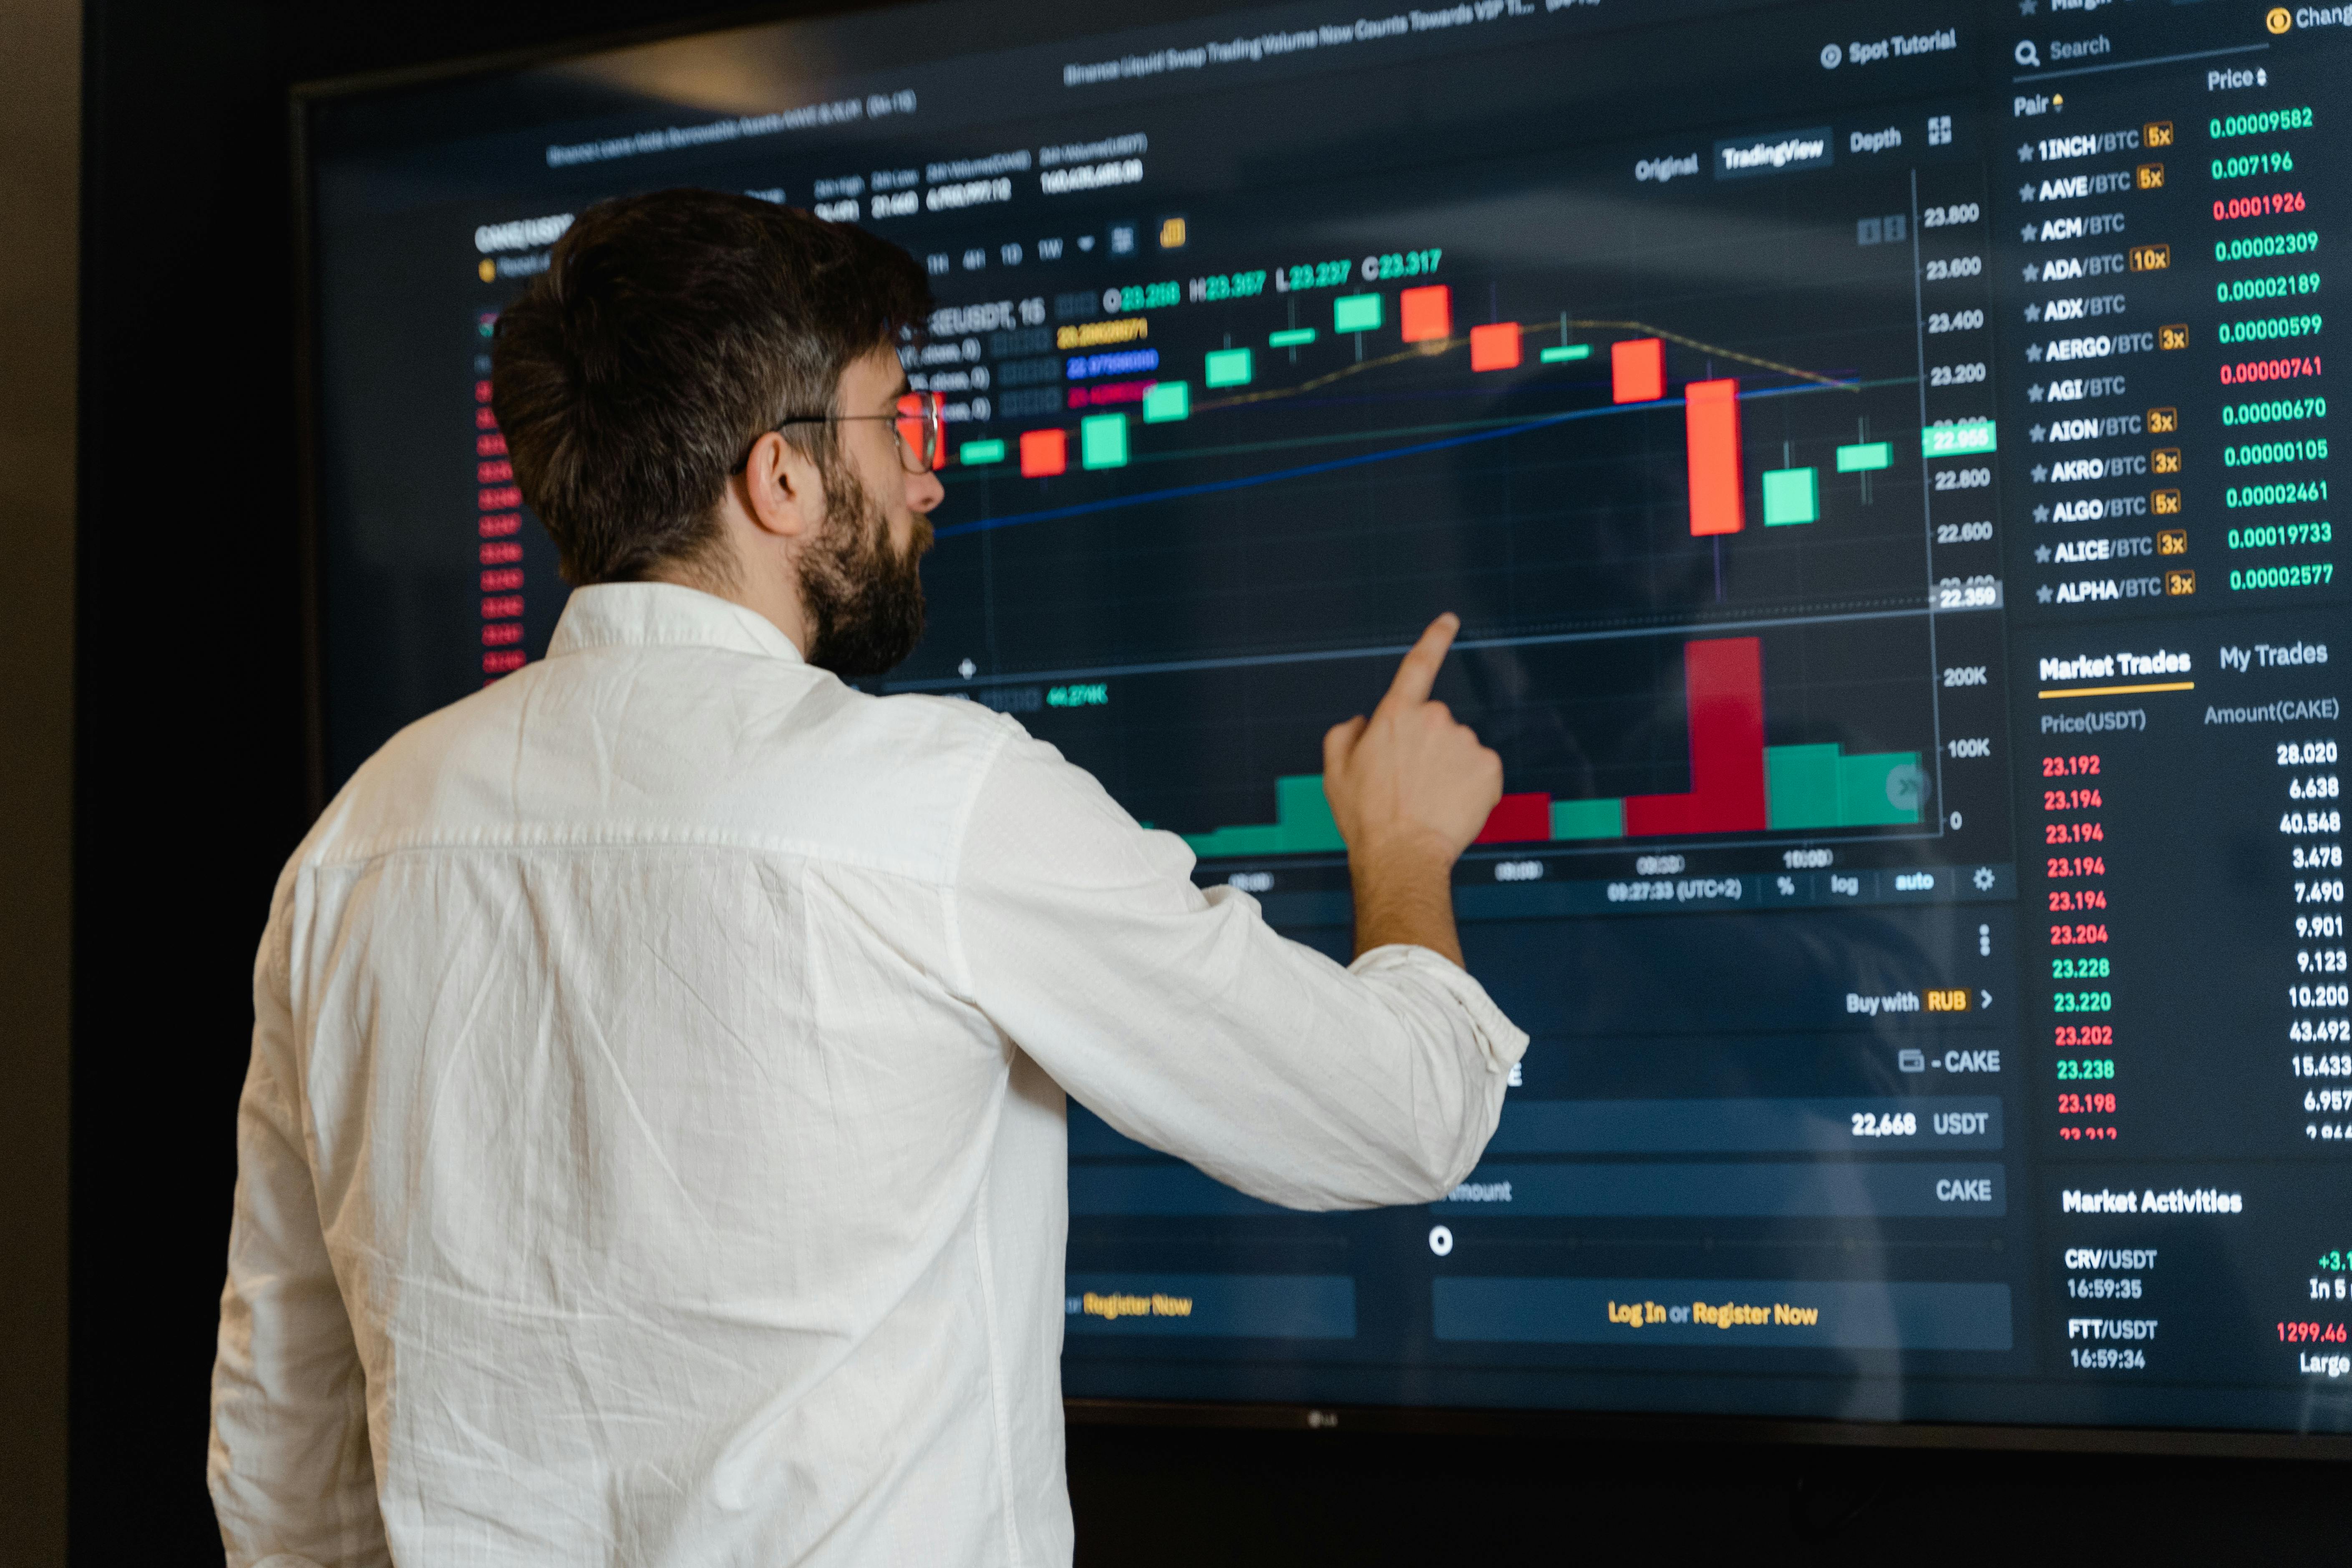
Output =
[{"x1": 2015, "y1": 39, "x2": 2041, "y2": 68}]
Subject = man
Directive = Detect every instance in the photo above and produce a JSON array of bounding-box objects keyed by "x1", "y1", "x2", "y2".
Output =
[{"x1": 211, "y1": 189, "x2": 1524, "y2": 1565}]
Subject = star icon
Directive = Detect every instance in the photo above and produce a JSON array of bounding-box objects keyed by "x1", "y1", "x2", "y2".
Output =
[
  {"x1": 2033, "y1": 503, "x2": 2052, "y2": 522},
  {"x1": 2027, "y1": 383, "x2": 2046, "y2": 403},
  {"x1": 2032, "y1": 463, "x2": 2049, "y2": 481},
  {"x1": 2020, "y1": 183, "x2": 2036, "y2": 202},
  {"x1": 2037, "y1": 583, "x2": 2055, "y2": 603},
  {"x1": 2020, "y1": 0, "x2": 2037, "y2": 11},
  {"x1": 2025, "y1": 303, "x2": 2042, "y2": 322},
  {"x1": 2030, "y1": 424, "x2": 2047, "y2": 441},
  {"x1": 2027, "y1": 344, "x2": 2044, "y2": 362},
  {"x1": 2022, "y1": 264, "x2": 2041, "y2": 282},
  {"x1": 2035, "y1": 544, "x2": 2053, "y2": 562},
  {"x1": 2019, "y1": 143, "x2": 2036, "y2": 162},
  {"x1": 2022, "y1": 223, "x2": 2039, "y2": 242}
]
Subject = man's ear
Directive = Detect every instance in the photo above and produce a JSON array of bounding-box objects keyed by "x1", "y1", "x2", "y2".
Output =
[{"x1": 738, "y1": 429, "x2": 825, "y2": 541}]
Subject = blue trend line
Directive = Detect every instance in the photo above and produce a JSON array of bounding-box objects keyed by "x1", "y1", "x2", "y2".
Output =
[{"x1": 934, "y1": 380, "x2": 1855, "y2": 540}]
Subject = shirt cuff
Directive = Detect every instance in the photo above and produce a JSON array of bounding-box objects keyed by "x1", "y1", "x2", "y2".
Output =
[{"x1": 1347, "y1": 943, "x2": 1530, "y2": 1075}]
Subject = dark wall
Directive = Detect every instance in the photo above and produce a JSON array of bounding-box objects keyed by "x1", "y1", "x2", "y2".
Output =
[
  {"x1": 2, "y1": 0, "x2": 78, "y2": 1562},
  {"x1": 1064, "y1": 1421, "x2": 2347, "y2": 1560},
  {"x1": 73, "y1": 3, "x2": 2352, "y2": 1563}
]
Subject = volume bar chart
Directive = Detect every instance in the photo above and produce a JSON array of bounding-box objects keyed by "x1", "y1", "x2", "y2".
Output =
[
  {"x1": 1622, "y1": 637, "x2": 1767, "y2": 836},
  {"x1": 1180, "y1": 637, "x2": 1925, "y2": 856}
]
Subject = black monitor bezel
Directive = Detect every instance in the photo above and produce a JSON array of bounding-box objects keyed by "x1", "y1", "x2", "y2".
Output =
[{"x1": 286, "y1": 0, "x2": 2352, "y2": 1463}]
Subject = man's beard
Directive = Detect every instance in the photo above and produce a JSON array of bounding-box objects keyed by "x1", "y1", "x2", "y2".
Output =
[{"x1": 797, "y1": 458, "x2": 932, "y2": 679}]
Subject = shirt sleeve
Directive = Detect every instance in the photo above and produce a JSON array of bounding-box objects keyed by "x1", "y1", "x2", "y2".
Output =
[
  {"x1": 953, "y1": 727, "x2": 1529, "y2": 1211},
  {"x1": 209, "y1": 908, "x2": 390, "y2": 1568}
]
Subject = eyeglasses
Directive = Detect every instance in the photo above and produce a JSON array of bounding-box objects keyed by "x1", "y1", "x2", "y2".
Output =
[{"x1": 738, "y1": 390, "x2": 949, "y2": 475}]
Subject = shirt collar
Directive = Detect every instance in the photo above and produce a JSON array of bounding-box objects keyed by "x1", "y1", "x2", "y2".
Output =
[{"x1": 546, "y1": 582, "x2": 807, "y2": 666}]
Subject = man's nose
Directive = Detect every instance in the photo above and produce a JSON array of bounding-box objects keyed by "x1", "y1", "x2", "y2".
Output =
[{"x1": 909, "y1": 467, "x2": 945, "y2": 513}]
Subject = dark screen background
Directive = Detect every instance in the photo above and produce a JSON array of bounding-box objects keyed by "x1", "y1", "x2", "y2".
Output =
[{"x1": 301, "y1": 0, "x2": 2352, "y2": 1447}]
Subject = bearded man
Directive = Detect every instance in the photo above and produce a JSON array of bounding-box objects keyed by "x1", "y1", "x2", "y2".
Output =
[{"x1": 209, "y1": 189, "x2": 1523, "y2": 1566}]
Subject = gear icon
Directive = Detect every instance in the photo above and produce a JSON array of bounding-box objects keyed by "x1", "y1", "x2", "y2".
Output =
[{"x1": 1972, "y1": 866, "x2": 1997, "y2": 892}]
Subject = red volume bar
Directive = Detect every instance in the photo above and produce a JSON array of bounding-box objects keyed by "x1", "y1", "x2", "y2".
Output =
[
  {"x1": 1622, "y1": 637, "x2": 1768, "y2": 835},
  {"x1": 1683, "y1": 378, "x2": 1745, "y2": 536},
  {"x1": 1474, "y1": 792, "x2": 1553, "y2": 844}
]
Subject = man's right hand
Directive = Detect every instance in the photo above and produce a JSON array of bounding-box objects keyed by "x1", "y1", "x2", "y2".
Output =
[{"x1": 1321, "y1": 614, "x2": 1502, "y2": 964}]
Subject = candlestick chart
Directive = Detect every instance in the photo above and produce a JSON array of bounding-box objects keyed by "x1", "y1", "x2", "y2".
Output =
[{"x1": 891, "y1": 144, "x2": 2002, "y2": 866}]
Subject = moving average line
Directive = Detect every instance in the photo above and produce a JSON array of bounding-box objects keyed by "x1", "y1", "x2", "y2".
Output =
[
  {"x1": 934, "y1": 379, "x2": 1855, "y2": 541},
  {"x1": 1194, "y1": 318, "x2": 1857, "y2": 417}
]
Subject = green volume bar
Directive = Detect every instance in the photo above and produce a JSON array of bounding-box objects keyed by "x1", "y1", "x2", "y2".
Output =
[
  {"x1": 1549, "y1": 797, "x2": 1625, "y2": 839},
  {"x1": 1182, "y1": 775, "x2": 1344, "y2": 857},
  {"x1": 1763, "y1": 746, "x2": 1923, "y2": 829}
]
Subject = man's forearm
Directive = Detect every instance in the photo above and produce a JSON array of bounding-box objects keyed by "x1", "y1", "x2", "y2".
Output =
[{"x1": 1350, "y1": 846, "x2": 1463, "y2": 966}]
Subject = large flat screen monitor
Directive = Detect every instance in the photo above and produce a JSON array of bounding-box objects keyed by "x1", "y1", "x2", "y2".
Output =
[{"x1": 299, "y1": 0, "x2": 2352, "y2": 1449}]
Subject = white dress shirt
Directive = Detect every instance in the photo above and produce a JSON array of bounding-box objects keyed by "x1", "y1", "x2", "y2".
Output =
[{"x1": 209, "y1": 582, "x2": 1526, "y2": 1567}]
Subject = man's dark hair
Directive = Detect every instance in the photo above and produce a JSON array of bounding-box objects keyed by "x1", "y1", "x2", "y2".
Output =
[{"x1": 491, "y1": 189, "x2": 931, "y2": 585}]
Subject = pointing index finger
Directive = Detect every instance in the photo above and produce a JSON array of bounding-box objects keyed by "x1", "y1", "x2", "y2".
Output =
[{"x1": 1379, "y1": 613, "x2": 1460, "y2": 710}]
